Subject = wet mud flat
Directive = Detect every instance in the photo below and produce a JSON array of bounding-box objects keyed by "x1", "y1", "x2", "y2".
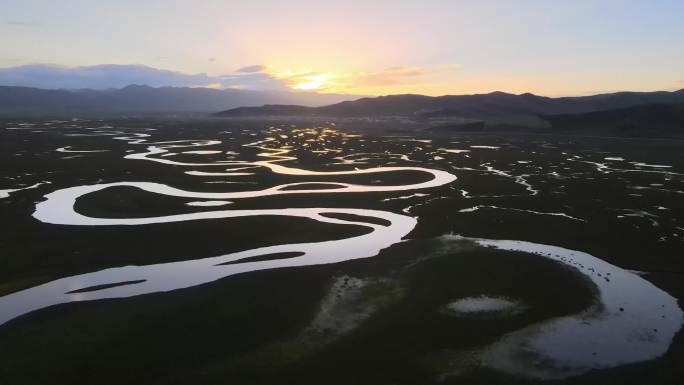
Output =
[{"x1": 1, "y1": 118, "x2": 683, "y2": 384}]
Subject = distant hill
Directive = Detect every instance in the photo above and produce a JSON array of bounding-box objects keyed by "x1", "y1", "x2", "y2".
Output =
[
  {"x1": 215, "y1": 89, "x2": 684, "y2": 128},
  {"x1": 544, "y1": 103, "x2": 684, "y2": 135},
  {"x1": 0, "y1": 85, "x2": 360, "y2": 117},
  {"x1": 219, "y1": 104, "x2": 317, "y2": 117}
]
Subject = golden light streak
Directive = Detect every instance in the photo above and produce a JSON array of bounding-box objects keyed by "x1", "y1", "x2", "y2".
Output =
[{"x1": 292, "y1": 73, "x2": 336, "y2": 90}]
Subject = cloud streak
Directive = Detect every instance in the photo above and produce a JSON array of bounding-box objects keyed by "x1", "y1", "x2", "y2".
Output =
[
  {"x1": 354, "y1": 66, "x2": 424, "y2": 86},
  {"x1": 0, "y1": 64, "x2": 292, "y2": 91},
  {"x1": 236, "y1": 65, "x2": 267, "y2": 73},
  {"x1": 4, "y1": 20, "x2": 37, "y2": 27}
]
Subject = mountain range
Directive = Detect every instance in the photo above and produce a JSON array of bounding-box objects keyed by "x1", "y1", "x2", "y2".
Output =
[
  {"x1": 0, "y1": 85, "x2": 360, "y2": 117},
  {"x1": 2, "y1": 85, "x2": 683, "y2": 136},
  {"x1": 215, "y1": 89, "x2": 684, "y2": 128}
]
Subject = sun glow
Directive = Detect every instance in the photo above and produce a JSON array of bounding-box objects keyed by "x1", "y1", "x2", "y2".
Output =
[
  {"x1": 264, "y1": 65, "x2": 438, "y2": 95},
  {"x1": 291, "y1": 73, "x2": 336, "y2": 91},
  {"x1": 262, "y1": 64, "x2": 456, "y2": 95}
]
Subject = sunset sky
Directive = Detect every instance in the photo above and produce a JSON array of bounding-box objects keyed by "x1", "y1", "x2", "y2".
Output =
[{"x1": 2, "y1": 0, "x2": 683, "y2": 96}]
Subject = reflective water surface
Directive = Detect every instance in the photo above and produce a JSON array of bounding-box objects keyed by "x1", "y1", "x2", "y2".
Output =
[{"x1": 1, "y1": 120, "x2": 683, "y2": 382}]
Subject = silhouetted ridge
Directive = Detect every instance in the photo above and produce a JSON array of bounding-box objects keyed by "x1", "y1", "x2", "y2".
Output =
[{"x1": 214, "y1": 89, "x2": 684, "y2": 124}]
